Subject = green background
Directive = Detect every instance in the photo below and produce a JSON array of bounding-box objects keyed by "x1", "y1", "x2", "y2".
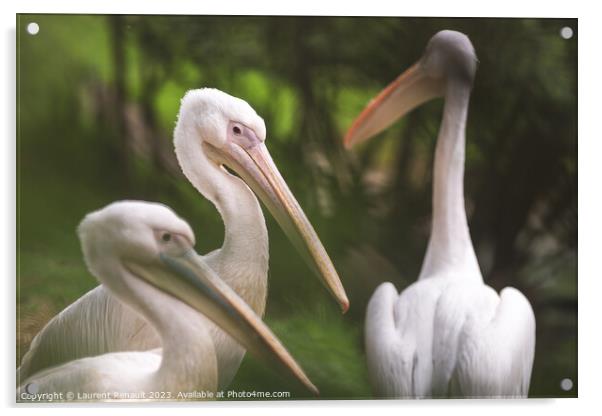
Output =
[{"x1": 17, "y1": 15, "x2": 577, "y2": 399}]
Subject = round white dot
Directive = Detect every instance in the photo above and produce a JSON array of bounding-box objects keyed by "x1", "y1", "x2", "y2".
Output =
[
  {"x1": 26, "y1": 22, "x2": 39, "y2": 35},
  {"x1": 26, "y1": 382, "x2": 39, "y2": 394},
  {"x1": 560, "y1": 26, "x2": 573, "y2": 40},
  {"x1": 560, "y1": 378, "x2": 573, "y2": 391}
]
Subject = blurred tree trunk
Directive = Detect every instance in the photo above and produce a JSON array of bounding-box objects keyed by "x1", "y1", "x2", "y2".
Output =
[
  {"x1": 109, "y1": 15, "x2": 131, "y2": 189},
  {"x1": 139, "y1": 69, "x2": 164, "y2": 176},
  {"x1": 288, "y1": 18, "x2": 352, "y2": 210}
]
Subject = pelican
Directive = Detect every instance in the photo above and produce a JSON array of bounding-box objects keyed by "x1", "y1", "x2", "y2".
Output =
[
  {"x1": 18, "y1": 89, "x2": 348, "y2": 389},
  {"x1": 18, "y1": 201, "x2": 317, "y2": 401},
  {"x1": 344, "y1": 31, "x2": 536, "y2": 398}
]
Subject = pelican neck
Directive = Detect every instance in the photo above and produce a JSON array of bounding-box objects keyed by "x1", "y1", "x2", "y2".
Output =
[{"x1": 418, "y1": 79, "x2": 481, "y2": 281}]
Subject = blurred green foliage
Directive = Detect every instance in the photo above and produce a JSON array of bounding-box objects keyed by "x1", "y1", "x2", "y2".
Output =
[{"x1": 17, "y1": 15, "x2": 576, "y2": 399}]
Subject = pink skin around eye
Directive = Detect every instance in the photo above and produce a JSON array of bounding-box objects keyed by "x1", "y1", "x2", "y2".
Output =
[
  {"x1": 170, "y1": 233, "x2": 194, "y2": 250},
  {"x1": 155, "y1": 231, "x2": 194, "y2": 250},
  {"x1": 227, "y1": 121, "x2": 262, "y2": 150}
]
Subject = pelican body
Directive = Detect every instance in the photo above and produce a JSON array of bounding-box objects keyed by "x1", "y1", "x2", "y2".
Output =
[
  {"x1": 18, "y1": 201, "x2": 316, "y2": 401},
  {"x1": 18, "y1": 89, "x2": 348, "y2": 390},
  {"x1": 345, "y1": 31, "x2": 536, "y2": 398}
]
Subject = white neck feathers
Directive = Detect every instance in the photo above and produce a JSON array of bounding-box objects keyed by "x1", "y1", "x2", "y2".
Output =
[
  {"x1": 173, "y1": 116, "x2": 269, "y2": 313},
  {"x1": 418, "y1": 80, "x2": 481, "y2": 280}
]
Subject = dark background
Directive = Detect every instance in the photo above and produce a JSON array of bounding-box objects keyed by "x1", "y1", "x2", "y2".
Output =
[{"x1": 17, "y1": 15, "x2": 577, "y2": 399}]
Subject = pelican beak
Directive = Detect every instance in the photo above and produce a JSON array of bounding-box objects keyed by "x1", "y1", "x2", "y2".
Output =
[
  {"x1": 344, "y1": 63, "x2": 444, "y2": 148},
  {"x1": 128, "y1": 249, "x2": 319, "y2": 395},
  {"x1": 203, "y1": 125, "x2": 349, "y2": 313}
]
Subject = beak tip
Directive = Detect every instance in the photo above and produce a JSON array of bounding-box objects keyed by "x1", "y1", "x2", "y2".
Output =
[
  {"x1": 341, "y1": 298, "x2": 350, "y2": 314},
  {"x1": 343, "y1": 132, "x2": 355, "y2": 149}
]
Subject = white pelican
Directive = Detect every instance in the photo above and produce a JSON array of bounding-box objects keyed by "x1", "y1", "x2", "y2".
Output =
[
  {"x1": 18, "y1": 89, "x2": 348, "y2": 389},
  {"x1": 18, "y1": 201, "x2": 317, "y2": 401},
  {"x1": 344, "y1": 31, "x2": 536, "y2": 398}
]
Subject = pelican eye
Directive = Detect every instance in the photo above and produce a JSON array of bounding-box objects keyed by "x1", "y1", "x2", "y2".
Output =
[
  {"x1": 232, "y1": 125, "x2": 242, "y2": 135},
  {"x1": 161, "y1": 233, "x2": 172, "y2": 242}
]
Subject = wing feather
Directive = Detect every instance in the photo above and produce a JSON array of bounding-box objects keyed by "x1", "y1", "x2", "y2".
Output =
[
  {"x1": 452, "y1": 287, "x2": 536, "y2": 398},
  {"x1": 365, "y1": 282, "x2": 415, "y2": 397},
  {"x1": 18, "y1": 285, "x2": 159, "y2": 385}
]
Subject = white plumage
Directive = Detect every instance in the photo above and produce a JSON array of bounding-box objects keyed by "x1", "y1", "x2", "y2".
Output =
[
  {"x1": 18, "y1": 89, "x2": 347, "y2": 390},
  {"x1": 345, "y1": 31, "x2": 536, "y2": 398},
  {"x1": 18, "y1": 201, "x2": 317, "y2": 400}
]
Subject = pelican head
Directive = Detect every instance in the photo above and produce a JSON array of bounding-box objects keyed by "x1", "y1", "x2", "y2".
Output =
[
  {"x1": 421, "y1": 30, "x2": 477, "y2": 84},
  {"x1": 344, "y1": 30, "x2": 477, "y2": 148},
  {"x1": 78, "y1": 201, "x2": 196, "y2": 273},
  {"x1": 78, "y1": 201, "x2": 318, "y2": 395},
  {"x1": 175, "y1": 88, "x2": 349, "y2": 312}
]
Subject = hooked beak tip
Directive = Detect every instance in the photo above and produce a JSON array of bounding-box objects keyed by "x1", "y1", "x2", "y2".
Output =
[
  {"x1": 344, "y1": 118, "x2": 365, "y2": 149},
  {"x1": 341, "y1": 298, "x2": 350, "y2": 314},
  {"x1": 343, "y1": 134, "x2": 354, "y2": 150}
]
